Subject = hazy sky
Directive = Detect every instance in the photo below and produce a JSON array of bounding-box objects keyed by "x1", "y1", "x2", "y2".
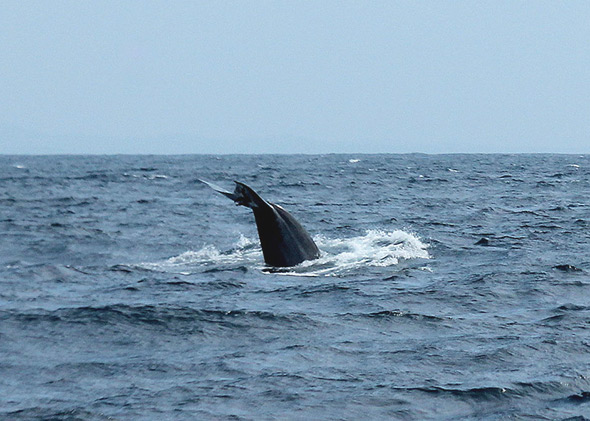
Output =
[{"x1": 1, "y1": 1, "x2": 589, "y2": 154}]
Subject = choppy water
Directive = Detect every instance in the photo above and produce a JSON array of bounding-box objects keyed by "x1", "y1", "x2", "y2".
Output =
[{"x1": 1, "y1": 154, "x2": 590, "y2": 420}]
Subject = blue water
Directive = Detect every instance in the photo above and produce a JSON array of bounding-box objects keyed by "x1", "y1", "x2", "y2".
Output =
[{"x1": 1, "y1": 154, "x2": 590, "y2": 420}]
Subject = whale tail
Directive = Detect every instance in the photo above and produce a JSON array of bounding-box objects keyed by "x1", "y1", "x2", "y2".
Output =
[
  {"x1": 200, "y1": 179, "x2": 320, "y2": 267},
  {"x1": 199, "y1": 179, "x2": 267, "y2": 209}
]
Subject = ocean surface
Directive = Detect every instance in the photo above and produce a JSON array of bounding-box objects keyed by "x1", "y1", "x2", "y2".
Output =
[{"x1": 1, "y1": 154, "x2": 590, "y2": 420}]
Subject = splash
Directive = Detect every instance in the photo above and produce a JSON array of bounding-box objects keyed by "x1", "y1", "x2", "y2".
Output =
[
  {"x1": 139, "y1": 230, "x2": 429, "y2": 276},
  {"x1": 302, "y1": 230, "x2": 430, "y2": 275},
  {"x1": 140, "y1": 243, "x2": 260, "y2": 274}
]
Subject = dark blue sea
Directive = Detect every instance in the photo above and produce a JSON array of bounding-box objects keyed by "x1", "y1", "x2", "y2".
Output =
[{"x1": 1, "y1": 154, "x2": 590, "y2": 420}]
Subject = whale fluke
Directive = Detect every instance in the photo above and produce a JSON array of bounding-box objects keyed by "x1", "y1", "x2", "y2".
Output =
[{"x1": 200, "y1": 180, "x2": 320, "y2": 267}]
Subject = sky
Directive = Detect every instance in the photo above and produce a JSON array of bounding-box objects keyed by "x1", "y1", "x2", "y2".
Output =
[{"x1": 1, "y1": 1, "x2": 589, "y2": 154}]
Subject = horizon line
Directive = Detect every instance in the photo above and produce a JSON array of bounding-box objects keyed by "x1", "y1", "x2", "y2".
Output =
[{"x1": 1, "y1": 152, "x2": 588, "y2": 157}]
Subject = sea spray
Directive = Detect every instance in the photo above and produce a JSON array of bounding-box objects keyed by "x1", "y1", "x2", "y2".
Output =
[{"x1": 138, "y1": 230, "x2": 429, "y2": 276}]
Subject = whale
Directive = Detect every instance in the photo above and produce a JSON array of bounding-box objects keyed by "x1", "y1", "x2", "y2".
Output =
[{"x1": 200, "y1": 180, "x2": 320, "y2": 267}]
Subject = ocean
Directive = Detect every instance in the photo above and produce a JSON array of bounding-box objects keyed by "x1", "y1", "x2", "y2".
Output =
[{"x1": 1, "y1": 154, "x2": 589, "y2": 420}]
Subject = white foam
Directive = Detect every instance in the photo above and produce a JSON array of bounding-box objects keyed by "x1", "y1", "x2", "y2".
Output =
[
  {"x1": 236, "y1": 233, "x2": 255, "y2": 248},
  {"x1": 122, "y1": 173, "x2": 169, "y2": 180},
  {"x1": 166, "y1": 246, "x2": 222, "y2": 264},
  {"x1": 139, "y1": 230, "x2": 429, "y2": 276},
  {"x1": 138, "y1": 236, "x2": 262, "y2": 273},
  {"x1": 302, "y1": 230, "x2": 430, "y2": 275}
]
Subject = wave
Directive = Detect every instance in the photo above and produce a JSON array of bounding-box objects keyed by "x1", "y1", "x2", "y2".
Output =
[
  {"x1": 359, "y1": 310, "x2": 445, "y2": 322},
  {"x1": 406, "y1": 385, "x2": 516, "y2": 400},
  {"x1": 137, "y1": 230, "x2": 429, "y2": 276},
  {"x1": 0, "y1": 305, "x2": 313, "y2": 332},
  {"x1": 2, "y1": 407, "x2": 105, "y2": 421}
]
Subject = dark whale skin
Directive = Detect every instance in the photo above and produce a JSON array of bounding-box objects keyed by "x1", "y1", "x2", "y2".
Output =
[{"x1": 201, "y1": 180, "x2": 320, "y2": 267}]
